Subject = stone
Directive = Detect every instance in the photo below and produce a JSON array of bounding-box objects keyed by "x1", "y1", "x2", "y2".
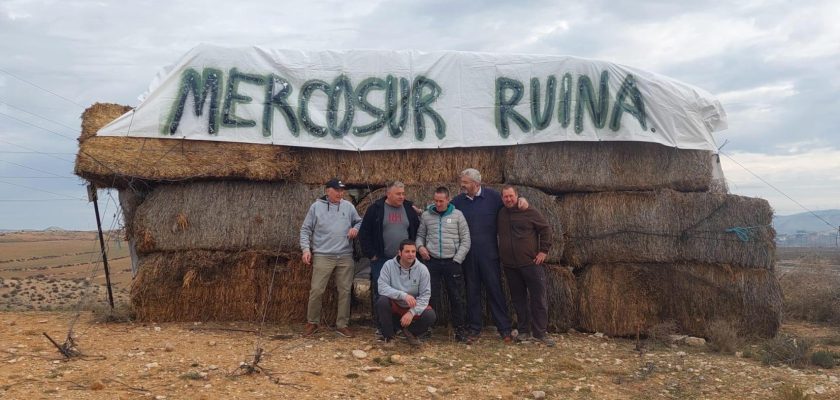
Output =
[
  {"x1": 389, "y1": 354, "x2": 404, "y2": 364},
  {"x1": 384, "y1": 376, "x2": 397, "y2": 383},
  {"x1": 676, "y1": 351, "x2": 686, "y2": 357},
  {"x1": 90, "y1": 380, "x2": 105, "y2": 390},
  {"x1": 669, "y1": 335, "x2": 688, "y2": 343},
  {"x1": 352, "y1": 350, "x2": 367, "y2": 359},
  {"x1": 362, "y1": 366, "x2": 381, "y2": 372},
  {"x1": 145, "y1": 362, "x2": 159, "y2": 368},
  {"x1": 154, "y1": 326, "x2": 161, "y2": 332},
  {"x1": 532, "y1": 390, "x2": 546, "y2": 399},
  {"x1": 427, "y1": 386, "x2": 437, "y2": 394},
  {"x1": 685, "y1": 337, "x2": 706, "y2": 347},
  {"x1": 164, "y1": 343, "x2": 174, "y2": 352},
  {"x1": 813, "y1": 386, "x2": 825, "y2": 394}
]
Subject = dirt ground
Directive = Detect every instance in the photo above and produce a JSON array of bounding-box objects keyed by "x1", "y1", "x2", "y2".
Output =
[{"x1": 1, "y1": 231, "x2": 839, "y2": 399}]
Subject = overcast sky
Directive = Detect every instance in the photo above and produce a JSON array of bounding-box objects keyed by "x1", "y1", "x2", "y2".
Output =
[{"x1": 1, "y1": 0, "x2": 838, "y2": 231}]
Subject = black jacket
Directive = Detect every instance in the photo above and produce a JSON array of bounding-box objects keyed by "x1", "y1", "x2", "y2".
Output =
[{"x1": 359, "y1": 197, "x2": 420, "y2": 259}]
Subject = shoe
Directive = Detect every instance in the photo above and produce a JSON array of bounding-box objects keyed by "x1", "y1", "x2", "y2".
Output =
[
  {"x1": 403, "y1": 329, "x2": 422, "y2": 348},
  {"x1": 534, "y1": 336, "x2": 556, "y2": 347},
  {"x1": 395, "y1": 330, "x2": 407, "y2": 340},
  {"x1": 503, "y1": 335, "x2": 513, "y2": 344},
  {"x1": 303, "y1": 322, "x2": 319, "y2": 337},
  {"x1": 381, "y1": 338, "x2": 396, "y2": 349},
  {"x1": 515, "y1": 332, "x2": 532, "y2": 343},
  {"x1": 374, "y1": 329, "x2": 385, "y2": 342},
  {"x1": 335, "y1": 327, "x2": 354, "y2": 338},
  {"x1": 418, "y1": 329, "x2": 432, "y2": 340}
]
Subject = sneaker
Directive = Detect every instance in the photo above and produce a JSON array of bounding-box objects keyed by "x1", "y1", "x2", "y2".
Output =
[
  {"x1": 418, "y1": 329, "x2": 432, "y2": 340},
  {"x1": 534, "y1": 336, "x2": 556, "y2": 347},
  {"x1": 374, "y1": 329, "x2": 385, "y2": 342},
  {"x1": 403, "y1": 329, "x2": 422, "y2": 348},
  {"x1": 381, "y1": 338, "x2": 396, "y2": 349},
  {"x1": 515, "y1": 332, "x2": 533, "y2": 343},
  {"x1": 335, "y1": 327, "x2": 354, "y2": 338},
  {"x1": 303, "y1": 322, "x2": 319, "y2": 337}
]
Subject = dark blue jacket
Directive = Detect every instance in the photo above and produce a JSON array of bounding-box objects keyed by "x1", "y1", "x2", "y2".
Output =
[
  {"x1": 359, "y1": 197, "x2": 420, "y2": 259},
  {"x1": 451, "y1": 186, "x2": 503, "y2": 258}
]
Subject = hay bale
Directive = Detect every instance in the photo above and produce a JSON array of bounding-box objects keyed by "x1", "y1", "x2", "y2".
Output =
[
  {"x1": 357, "y1": 183, "x2": 564, "y2": 262},
  {"x1": 558, "y1": 189, "x2": 775, "y2": 269},
  {"x1": 132, "y1": 181, "x2": 324, "y2": 254},
  {"x1": 295, "y1": 147, "x2": 505, "y2": 187},
  {"x1": 505, "y1": 141, "x2": 713, "y2": 193},
  {"x1": 576, "y1": 263, "x2": 782, "y2": 338},
  {"x1": 130, "y1": 251, "x2": 338, "y2": 323},
  {"x1": 79, "y1": 103, "x2": 133, "y2": 142},
  {"x1": 75, "y1": 136, "x2": 299, "y2": 188},
  {"x1": 76, "y1": 103, "x2": 299, "y2": 188}
]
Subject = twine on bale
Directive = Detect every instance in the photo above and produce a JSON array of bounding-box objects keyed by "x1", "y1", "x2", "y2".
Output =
[{"x1": 726, "y1": 225, "x2": 769, "y2": 242}]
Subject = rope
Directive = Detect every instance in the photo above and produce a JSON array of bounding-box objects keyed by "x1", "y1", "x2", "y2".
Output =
[{"x1": 725, "y1": 226, "x2": 768, "y2": 242}]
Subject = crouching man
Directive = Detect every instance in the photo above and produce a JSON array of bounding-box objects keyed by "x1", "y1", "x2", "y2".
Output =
[{"x1": 376, "y1": 239, "x2": 436, "y2": 347}]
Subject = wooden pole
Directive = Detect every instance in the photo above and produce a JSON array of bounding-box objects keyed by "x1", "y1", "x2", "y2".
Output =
[{"x1": 88, "y1": 185, "x2": 114, "y2": 310}]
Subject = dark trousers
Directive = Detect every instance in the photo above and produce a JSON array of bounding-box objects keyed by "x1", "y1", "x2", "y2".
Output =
[
  {"x1": 462, "y1": 250, "x2": 512, "y2": 336},
  {"x1": 369, "y1": 257, "x2": 388, "y2": 331},
  {"x1": 375, "y1": 296, "x2": 437, "y2": 339},
  {"x1": 425, "y1": 257, "x2": 467, "y2": 333},
  {"x1": 504, "y1": 265, "x2": 549, "y2": 339}
]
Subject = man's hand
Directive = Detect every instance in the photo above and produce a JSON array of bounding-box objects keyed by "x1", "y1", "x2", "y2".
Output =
[
  {"x1": 534, "y1": 251, "x2": 547, "y2": 265},
  {"x1": 418, "y1": 246, "x2": 431, "y2": 261},
  {"x1": 517, "y1": 196, "x2": 529, "y2": 210},
  {"x1": 302, "y1": 251, "x2": 312, "y2": 265},
  {"x1": 400, "y1": 312, "x2": 414, "y2": 327},
  {"x1": 412, "y1": 205, "x2": 423, "y2": 215},
  {"x1": 404, "y1": 294, "x2": 417, "y2": 308},
  {"x1": 347, "y1": 228, "x2": 358, "y2": 239}
]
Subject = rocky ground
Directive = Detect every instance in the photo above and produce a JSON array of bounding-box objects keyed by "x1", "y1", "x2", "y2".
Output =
[{"x1": 1, "y1": 312, "x2": 838, "y2": 399}]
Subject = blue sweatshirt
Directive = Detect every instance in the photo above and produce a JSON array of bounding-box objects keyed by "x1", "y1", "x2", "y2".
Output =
[{"x1": 451, "y1": 186, "x2": 503, "y2": 257}]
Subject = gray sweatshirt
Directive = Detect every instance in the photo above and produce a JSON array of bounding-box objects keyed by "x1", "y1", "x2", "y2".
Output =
[
  {"x1": 377, "y1": 256, "x2": 431, "y2": 315},
  {"x1": 299, "y1": 197, "x2": 362, "y2": 256},
  {"x1": 416, "y1": 203, "x2": 471, "y2": 263}
]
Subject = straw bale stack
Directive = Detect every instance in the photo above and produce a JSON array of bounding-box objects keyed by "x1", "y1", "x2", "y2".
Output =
[
  {"x1": 132, "y1": 181, "x2": 324, "y2": 254},
  {"x1": 130, "y1": 251, "x2": 338, "y2": 323},
  {"x1": 558, "y1": 189, "x2": 775, "y2": 269},
  {"x1": 576, "y1": 263, "x2": 782, "y2": 338},
  {"x1": 505, "y1": 142, "x2": 713, "y2": 193}
]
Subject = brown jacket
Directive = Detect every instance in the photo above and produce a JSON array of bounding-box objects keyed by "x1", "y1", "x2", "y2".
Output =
[{"x1": 497, "y1": 206, "x2": 552, "y2": 268}]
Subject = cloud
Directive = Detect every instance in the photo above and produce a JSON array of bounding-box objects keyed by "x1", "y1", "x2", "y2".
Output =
[{"x1": 721, "y1": 148, "x2": 840, "y2": 215}]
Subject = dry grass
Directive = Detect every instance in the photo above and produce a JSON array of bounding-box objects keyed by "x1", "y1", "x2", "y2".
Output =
[
  {"x1": 706, "y1": 319, "x2": 742, "y2": 354},
  {"x1": 778, "y1": 264, "x2": 840, "y2": 325},
  {"x1": 130, "y1": 250, "x2": 339, "y2": 324},
  {"x1": 576, "y1": 263, "x2": 782, "y2": 338},
  {"x1": 131, "y1": 181, "x2": 324, "y2": 254},
  {"x1": 505, "y1": 141, "x2": 713, "y2": 193},
  {"x1": 79, "y1": 102, "x2": 132, "y2": 141},
  {"x1": 558, "y1": 189, "x2": 776, "y2": 269}
]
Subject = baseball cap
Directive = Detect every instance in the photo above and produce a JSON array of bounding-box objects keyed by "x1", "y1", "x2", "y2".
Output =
[{"x1": 325, "y1": 178, "x2": 346, "y2": 190}]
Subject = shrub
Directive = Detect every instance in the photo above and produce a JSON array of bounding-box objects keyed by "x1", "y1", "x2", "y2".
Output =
[
  {"x1": 810, "y1": 351, "x2": 836, "y2": 369},
  {"x1": 774, "y1": 384, "x2": 811, "y2": 400},
  {"x1": 706, "y1": 319, "x2": 742, "y2": 354},
  {"x1": 760, "y1": 334, "x2": 812, "y2": 368}
]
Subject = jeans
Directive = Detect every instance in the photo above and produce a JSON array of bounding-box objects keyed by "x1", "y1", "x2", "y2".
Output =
[{"x1": 425, "y1": 257, "x2": 467, "y2": 333}]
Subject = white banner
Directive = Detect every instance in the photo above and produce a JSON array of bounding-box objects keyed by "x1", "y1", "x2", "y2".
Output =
[{"x1": 99, "y1": 44, "x2": 726, "y2": 151}]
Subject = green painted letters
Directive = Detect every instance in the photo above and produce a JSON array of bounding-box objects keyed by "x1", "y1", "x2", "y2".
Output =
[
  {"x1": 412, "y1": 76, "x2": 446, "y2": 140},
  {"x1": 495, "y1": 77, "x2": 531, "y2": 138},
  {"x1": 164, "y1": 68, "x2": 222, "y2": 135}
]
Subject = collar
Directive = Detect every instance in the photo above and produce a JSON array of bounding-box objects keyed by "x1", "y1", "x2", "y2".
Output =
[{"x1": 466, "y1": 186, "x2": 483, "y2": 201}]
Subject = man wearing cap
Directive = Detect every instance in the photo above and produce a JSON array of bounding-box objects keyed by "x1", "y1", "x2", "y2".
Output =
[
  {"x1": 300, "y1": 178, "x2": 362, "y2": 338},
  {"x1": 359, "y1": 181, "x2": 421, "y2": 339}
]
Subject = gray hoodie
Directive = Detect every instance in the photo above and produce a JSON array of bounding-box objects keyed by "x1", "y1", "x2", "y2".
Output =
[
  {"x1": 299, "y1": 197, "x2": 362, "y2": 256},
  {"x1": 378, "y1": 256, "x2": 431, "y2": 316}
]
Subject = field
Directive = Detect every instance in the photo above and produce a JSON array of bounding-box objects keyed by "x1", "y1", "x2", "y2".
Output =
[{"x1": 1, "y1": 231, "x2": 839, "y2": 399}]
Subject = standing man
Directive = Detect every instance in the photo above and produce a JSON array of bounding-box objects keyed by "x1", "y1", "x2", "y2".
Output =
[
  {"x1": 451, "y1": 168, "x2": 527, "y2": 343},
  {"x1": 359, "y1": 181, "x2": 420, "y2": 338},
  {"x1": 416, "y1": 186, "x2": 471, "y2": 342},
  {"x1": 377, "y1": 240, "x2": 436, "y2": 347},
  {"x1": 497, "y1": 185, "x2": 555, "y2": 347},
  {"x1": 300, "y1": 178, "x2": 362, "y2": 338}
]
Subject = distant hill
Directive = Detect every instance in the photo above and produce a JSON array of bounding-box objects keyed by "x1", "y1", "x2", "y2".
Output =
[
  {"x1": 43, "y1": 226, "x2": 66, "y2": 232},
  {"x1": 773, "y1": 210, "x2": 840, "y2": 235}
]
